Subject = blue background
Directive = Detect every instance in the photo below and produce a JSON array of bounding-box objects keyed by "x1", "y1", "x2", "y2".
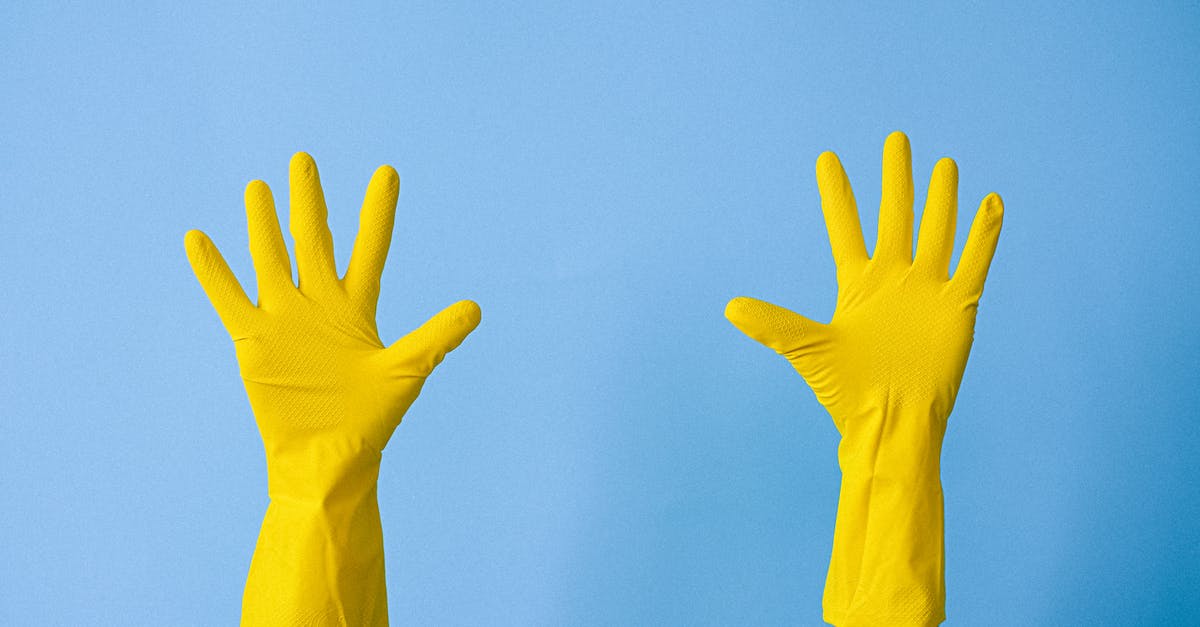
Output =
[{"x1": 2, "y1": 2, "x2": 1197, "y2": 625}]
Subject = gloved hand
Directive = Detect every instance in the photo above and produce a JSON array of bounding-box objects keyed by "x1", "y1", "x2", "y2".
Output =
[
  {"x1": 185, "y1": 152, "x2": 480, "y2": 626},
  {"x1": 725, "y1": 132, "x2": 1003, "y2": 626}
]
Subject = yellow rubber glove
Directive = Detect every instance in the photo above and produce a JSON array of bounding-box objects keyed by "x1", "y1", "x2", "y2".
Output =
[
  {"x1": 725, "y1": 132, "x2": 1003, "y2": 627},
  {"x1": 185, "y1": 153, "x2": 481, "y2": 626}
]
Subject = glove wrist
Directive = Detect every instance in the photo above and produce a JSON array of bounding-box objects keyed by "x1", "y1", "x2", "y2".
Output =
[
  {"x1": 263, "y1": 433, "x2": 383, "y2": 504},
  {"x1": 835, "y1": 403, "x2": 946, "y2": 479}
]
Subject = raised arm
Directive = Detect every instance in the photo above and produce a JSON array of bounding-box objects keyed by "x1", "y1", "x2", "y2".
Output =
[
  {"x1": 185, "y1": 153, "x2": 480, "y2": 626},
  {"x1": 726, "y1": 132, "x2": 1003, "y2": 626}
]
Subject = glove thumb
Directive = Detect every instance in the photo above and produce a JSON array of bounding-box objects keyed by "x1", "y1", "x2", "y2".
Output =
[
  {"x1": 725, "y1": 296, "x2": 829, "y2": 370},
  {"x1": 381, "y1": 300, "x2": 481, "y2": 378}
]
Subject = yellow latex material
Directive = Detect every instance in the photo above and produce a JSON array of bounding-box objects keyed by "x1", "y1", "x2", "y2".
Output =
[
  {"x1": 725, "y1": 132, "x2": 1003, "y2": 626},
  {"x1": 185, "y1": 153, "x2": 480, "y2": 626}
]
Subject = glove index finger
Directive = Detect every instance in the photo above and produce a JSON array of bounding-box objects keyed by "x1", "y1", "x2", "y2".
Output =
[
  {"x1": 816, "y1": 152, "x2": 869, "y2": 272},
  {"x1": 245, "y1": 179, "x2": 294, "y2": 302},
  {"x1": 344, "y1": 164, "x2": 400, "y2": 302},
  {"x1": 184, "y1": 230, "x2": 257, "y2": 336},
  {"x1": 952, "y1": 192, "x2": 1004, "y2": 300}
]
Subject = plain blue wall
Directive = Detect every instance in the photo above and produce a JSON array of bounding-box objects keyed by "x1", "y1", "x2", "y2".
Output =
[{"x1": 1, "y1": 2, "x2": 1197, "y2": 625}]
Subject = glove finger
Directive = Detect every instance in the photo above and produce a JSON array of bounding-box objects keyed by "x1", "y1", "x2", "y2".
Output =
[
  {"x1": 952, "y1": 193, "x2": 1005, "y2": 299},
  {"x1": 288, "y1": 152, "x2": 338, "y2": 292},
  {"x1": 725, "y1": 296, "x2": 826, "y2": 358},
  {"x1": 382, "y1": 300, "x2": 482, "y2": 378},
  {"x1": 344, "y1": 165, "x2": 399, "y2": 304},
  {"x1": 816, "y1": 151, "x2": 868, "y2": 272},
  {"x1": 913, "y1": 157, "x2": 958, "y2": 280},
  {"x1": 184, "y1": 230, "x2": 256, "y2": 335},
  {"x1": 245, "y1": 180, "x2": 294, "y2": 303},
  {"x1": 874, "y1": 130, "x2": 915, "y2": 265}
]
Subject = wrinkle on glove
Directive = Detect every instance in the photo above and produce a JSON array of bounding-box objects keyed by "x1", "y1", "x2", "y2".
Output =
[
  {"x1": 186, "y1": 152, "x2": 480, "y2": 627},
  {"x1": 726, "y1": 132, "x2": 1003, "y2": 627}
]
